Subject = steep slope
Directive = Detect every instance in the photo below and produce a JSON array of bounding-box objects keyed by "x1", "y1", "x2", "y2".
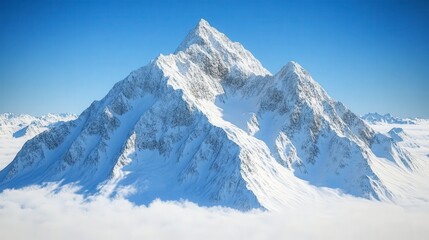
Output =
[
  {"x1": 365, "y1": 119, "x2": 429, "y2": 206},
  {"x1": 0, "y1": 20, "x2": 418, "y2": 210},
  {"x1": 0, "y1": 113, "x2": 77, "y2": 169}
]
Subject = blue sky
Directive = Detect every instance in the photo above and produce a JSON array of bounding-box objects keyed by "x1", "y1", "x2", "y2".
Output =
[{"x1": 0, "y1": 0, "x2": 428, "y2": 118}]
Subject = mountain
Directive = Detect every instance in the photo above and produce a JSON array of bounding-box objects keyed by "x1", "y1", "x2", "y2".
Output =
[
  {"x1": 0, "y1": 113, "x2": 77, "y2": 137},
  {"x1": 362, "y1": 112, "x2": 417, "y2": 124},
  {"x1": 0, "y1": 113, "x2": 77, "y2": 170},
  {"x1": 0, "y1": 20, "x2": 419, "y2": 210}
]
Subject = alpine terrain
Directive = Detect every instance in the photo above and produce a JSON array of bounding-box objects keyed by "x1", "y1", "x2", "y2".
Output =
[
  {"x1": 0, "y1": 20, "x2": 426, "y2": 210},
  {"x1": 0, "y1": 113, "x2": 77, "y2": 169}
]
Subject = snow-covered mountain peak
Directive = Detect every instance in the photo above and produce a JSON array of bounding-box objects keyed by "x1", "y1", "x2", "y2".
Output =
[
  {"x1": 0, "y1": 20, "x2": 421, "y2": 211},
  {"x1": 275, "y1": 61, "x2": 306, "y2": 84},
  {"x1": 175, "y1": 18, "x2": 227, "y2": 52},
  {"x1": 191, "y1": 18, "x2": 212, "y2": 36},
  {"x1": 278, "y1": 61, "x2": 302, "y2": 74},
  {"x1": 196, "y1": 18, "x2": 210, "y2": 27},
  {"x1": 174, "y1": 19, "x2": 270, "y2": 79},
  {"x1": 271, "y1": 61, "x2": 331, "y2": 111}
]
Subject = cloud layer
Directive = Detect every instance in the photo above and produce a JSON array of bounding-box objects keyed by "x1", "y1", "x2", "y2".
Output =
[{"x1": 0, "y1": 185, "x2": 428, "y2": 240}]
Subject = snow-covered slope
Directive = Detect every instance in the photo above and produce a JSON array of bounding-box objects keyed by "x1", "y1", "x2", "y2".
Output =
[
  {"x1": 0, "y1": 113, "x2": 77, "y2": 170},
  {"x1": 0, "y1": 20, "x2": 424, "y2": 210},
  {"x1": 365, "y1": 119, "x2": 429, "y2": 206}
]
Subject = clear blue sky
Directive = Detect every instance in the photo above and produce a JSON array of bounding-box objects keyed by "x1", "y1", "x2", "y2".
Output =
[{"x1": 0, "y1": 0, "x2": 428, "y2": 118}]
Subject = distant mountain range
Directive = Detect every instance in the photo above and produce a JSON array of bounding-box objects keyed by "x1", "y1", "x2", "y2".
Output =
[
  {"x1": 361, "y1": 112, "x2": 418, "y2": 124},
  {"x1": 0, "y1": 113, "x2": 77, "y2": 137}
]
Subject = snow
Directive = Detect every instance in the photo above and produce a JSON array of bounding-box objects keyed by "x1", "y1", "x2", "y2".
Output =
[
  {"x1": 367, "y1": 119, "x2": 429, "y2": 207},
  {"x1": 175, "y1": 19, "x2": 270, "y2": 78},
  {"x1": 1, "y1": 115, "x2": 428, "y2": 237},
  {"x1": 0, "y1": 113, "x2": 77, "y2": 170},
  {"x1": 362, "y1": 112, "x2": 417, "y2": 124},
  {"x1": 0, "y1": 19, "x2": 428, "y2": 213}
]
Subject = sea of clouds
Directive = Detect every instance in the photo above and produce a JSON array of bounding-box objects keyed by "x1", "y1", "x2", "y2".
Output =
[{"x1": 0, "y1": 185, "x2": 428, "y2": 240}]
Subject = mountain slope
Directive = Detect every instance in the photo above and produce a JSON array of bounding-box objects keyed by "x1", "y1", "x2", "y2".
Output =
[
  {"x1": 365, "y1": 118, "x2": 429, "y2": 206},
  {"x1": 0, "y1": 20, "x2": 419, "y2": 210},
  {"x1": 0, "y1": 113, "x2": 77, "y2": 169}
]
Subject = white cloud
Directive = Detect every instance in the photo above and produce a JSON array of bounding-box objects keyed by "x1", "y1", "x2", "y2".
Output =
[{"x1": 0, "y1": 185, "x2": 428, "y2": 240}]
